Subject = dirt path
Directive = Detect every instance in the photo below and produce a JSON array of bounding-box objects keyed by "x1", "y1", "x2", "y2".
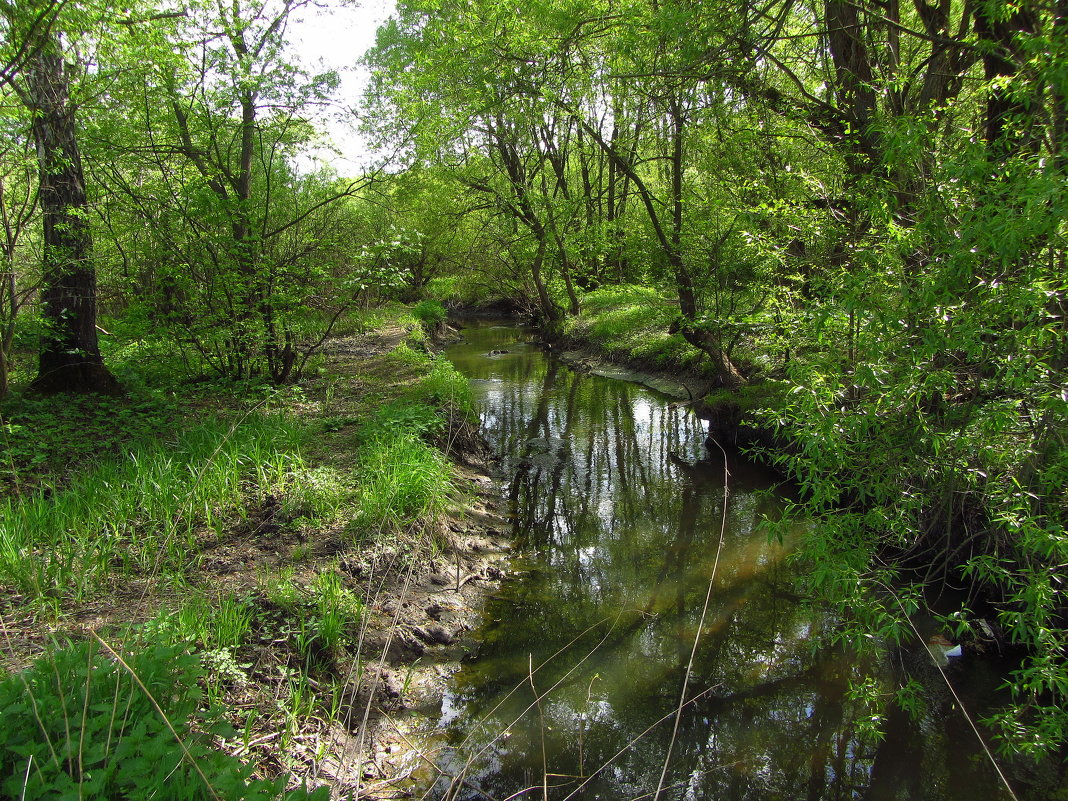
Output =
[{"x1": 254, "y1": 321, "x2": 515, "y2": 797}]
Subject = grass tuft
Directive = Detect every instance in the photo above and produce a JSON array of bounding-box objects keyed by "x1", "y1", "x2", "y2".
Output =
[
  {"x1": 352, "y1": 430, "x2": 454, "y2": 538},
  {"x1": 0, "y1": 415, "x2": 303, "y2": 602}
]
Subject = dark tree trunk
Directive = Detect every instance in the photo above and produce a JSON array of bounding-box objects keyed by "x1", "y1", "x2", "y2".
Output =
[
  {"x1": 974, "y1": 0, "x2": 1038, "y2": 160},
  {"x1": 825, "y1": 0, "x2": 878, "y2": 176},
  {"x1": 26, "y1": 34, "x2": 118, "y2": 394}
]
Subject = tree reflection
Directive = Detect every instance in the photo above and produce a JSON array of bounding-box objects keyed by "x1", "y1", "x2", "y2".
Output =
[{"x1": 434, "y1": 322, "x2": 1016, "y2": 801}]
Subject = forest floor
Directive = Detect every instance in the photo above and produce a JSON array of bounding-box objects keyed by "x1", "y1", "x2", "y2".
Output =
[{"x1": 0, "y1": 311, "x2": 515, "y2": 799}]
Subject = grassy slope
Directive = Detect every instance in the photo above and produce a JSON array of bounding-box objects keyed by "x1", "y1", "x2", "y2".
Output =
[
  {"x1": 559, "y1": 285, "x2": 710, "y2": 375},
  {"x1": 559, "y1": 285, "x2": 789, "y2": 445},
  {"x1": 0, "y1": 304, "x2": 485, "y2": 798}
]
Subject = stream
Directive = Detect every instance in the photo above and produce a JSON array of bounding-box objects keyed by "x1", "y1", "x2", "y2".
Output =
[{"x1": 419, "y1": 319, "x2": 1019, "y2": 800}]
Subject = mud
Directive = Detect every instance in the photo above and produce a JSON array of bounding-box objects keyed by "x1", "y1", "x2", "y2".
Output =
[{"x1": 337, "y1": 458, "x2": 514, "y2": 798}]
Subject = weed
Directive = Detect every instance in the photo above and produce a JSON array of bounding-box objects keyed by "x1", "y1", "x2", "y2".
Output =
[
  {"x1": 201, "y1": 648, "x2": 252, "y2": 700},
  {"x1": 361, "y1": 400, "x2": 445, "y2": 443},
  {"x1": 282, "y1": 465, "x2": 353, "y2": 523},
  {"x1": 419, "y1": 357, "x2": 475, "y2": 420},
  {"x1": 260, "y1": 566, "x2": 301, "y2": 611},
  {"x1": 173, "y1": 594, "x2": 254, "y2": 652},
  {"x1": 0, "y1": 391, "x2": 179, "y2": 489},
  {"x1": 387, "y1": 341, "x2": 433, "y2": 371},
  {"x1": 279, "y1": 670, "x2": 318, "y2": 754},
  {"x1": 317, "y1": 414, "x2": 361, "y2": 433}
]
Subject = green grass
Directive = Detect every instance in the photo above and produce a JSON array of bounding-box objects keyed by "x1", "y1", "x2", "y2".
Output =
[
  {"x1": 280, "y1": 465, "x2": 353, "y2": 524},
  {"x1": 411, "y1": 298, "x2": 448, "y2": 326},
  {"x1": 419, "y1": 356, "x2": 476, "y2": 421},
  {"x1": 352, "y1": 429, "x2": 455, "y2": 538},
  {"x1": 312, "y1": 569, "x2": 363, "y2": 653},
  {"x1": 0, "y1": 391, "x2": 180, "y2": 490},
  {"x1": 0, "y1": 638, "x2": 327, "y2": 800},
  {"x1": 0, "y1": 304, "x2": 471, "y2": 606},
  {"x1": 564, "y1": 284, "x2": 709, "y2": 374},
  {"x1": 352, "y1": 318, "x2": 467, "y2": 539},
  {"x1": 0, "y1": 415, "x2": 303, "y2": 602},
  {"x1": 0, "y1": 303, "x2": 475, "y2": 798},
  {"x1": 174, "y1": 593, "x2": 255, "y2": 652}
]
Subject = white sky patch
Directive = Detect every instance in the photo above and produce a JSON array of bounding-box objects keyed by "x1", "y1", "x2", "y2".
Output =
[{"x1": 290, "y1": 0, "x2": 396, "y2": 173}]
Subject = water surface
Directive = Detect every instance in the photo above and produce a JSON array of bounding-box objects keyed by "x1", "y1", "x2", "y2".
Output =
[{"x1": 424, "y1": 320, "x2": 1018, "y2": 801}]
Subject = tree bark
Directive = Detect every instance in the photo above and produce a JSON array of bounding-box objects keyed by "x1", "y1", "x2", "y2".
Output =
[
  {"x1": 26, "y1": 33, "x2": 118, "y2": 394},
  {"x1": 974, "y1": 0, "x2": 1038, "y2": 160},
  {"x1": 825, "y1": 0, "x2": 878, "y2": 177}
]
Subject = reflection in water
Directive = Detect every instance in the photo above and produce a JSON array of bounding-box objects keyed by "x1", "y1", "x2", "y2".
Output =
[{"x1": 428, "y1": 321, "x2": 1018, "y2": 801}]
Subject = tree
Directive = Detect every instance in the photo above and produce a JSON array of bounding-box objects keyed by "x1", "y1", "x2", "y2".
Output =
[
  {"x1": 92, "y1": 0, "x2": 369, "y2": 382},
  {"x1": 0, "y1": 2, "x2": 119, "y2": 393}
]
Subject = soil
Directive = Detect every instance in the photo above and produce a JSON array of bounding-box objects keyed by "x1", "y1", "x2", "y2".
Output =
[
  {"x1": 555, "y1": 347, "x2": 705, "y2": 401},
  {"x1": 322, "y1": 459, "x2": 514, "y2": 798},
  {"x1": 287, "y1": 322, "x2": 515, "y2": 798}
]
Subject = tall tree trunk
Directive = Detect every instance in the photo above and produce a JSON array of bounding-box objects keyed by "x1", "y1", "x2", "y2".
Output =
[
  {"x1": 666, "y1": 96, "x2": 697, "y2": 319},
  {"x1": 530, "y1": 237, "x2": 557, "y2": 323},
  {"x1": 0, "y1": 259, "x2": 16, "y2": 398},
  {"x1": 26, "y1": 33, "x2": 118, "y2": 394},
  {"x1": 825, "y1": 0, "x2": 878, "y2": 176},
  {"x1": 974, "y1": 0, "x2": 1038, "y2": 161}
]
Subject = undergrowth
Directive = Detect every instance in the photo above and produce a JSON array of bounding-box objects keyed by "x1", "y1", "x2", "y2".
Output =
[
  {"x1": 0, "y1": 415, "x2": 302, "y2": 602},
  {"x1": 0, "y1": 303, "x2": 477, "y2": 798},
  {"x1": 0, "y1": 638, "x2": 327, "y2": 800},
  {"x1": 0, "y1": 391, "x2": 179, "y2": 491}
]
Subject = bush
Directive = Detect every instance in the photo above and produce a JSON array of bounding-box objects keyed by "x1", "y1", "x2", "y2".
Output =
[{"x1": 0, "y1": 639, "x2": 327, "y2": 800}]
